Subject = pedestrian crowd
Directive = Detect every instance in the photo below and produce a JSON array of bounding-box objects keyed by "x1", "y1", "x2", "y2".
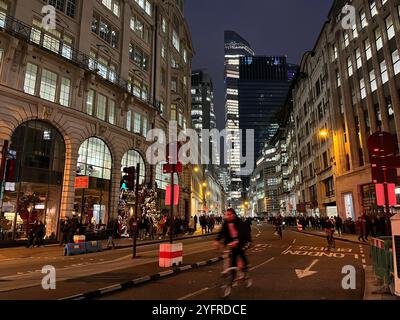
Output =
[{"x1": 268, "y1": 212, "x2": 388, "y2": 243}]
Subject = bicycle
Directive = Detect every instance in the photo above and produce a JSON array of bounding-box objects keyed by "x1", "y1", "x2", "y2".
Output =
[{"x1": 219, "y1": 249, "x2": 252, "y2": 298}]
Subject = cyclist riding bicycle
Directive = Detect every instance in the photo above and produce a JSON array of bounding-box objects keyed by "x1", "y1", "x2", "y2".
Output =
[
  {"x1": 273, "y1": 215, "x2": 283, "y2": 239},
  {"x1": 214, "y1": 208, "x2": 251, "y2": 284},
  {"x1": 324, "y1": 217, "x2": 335, "y2": 249}
]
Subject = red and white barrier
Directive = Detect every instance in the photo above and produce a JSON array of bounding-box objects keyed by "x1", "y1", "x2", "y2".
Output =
[
  {"x1": 73, "y1": 235, "x2": 86, "y2": 243},
  {"x1": 371, "y1": 237, "x2": 385, "y2": 249},
  {"x1": 159, "y1": 243, "x2": 183, "y2": 268},
  {"x1": 297, "y1": 224, "x2": 303, "y2": 232}
]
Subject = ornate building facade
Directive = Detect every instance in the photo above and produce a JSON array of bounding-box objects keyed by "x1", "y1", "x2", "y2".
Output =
[{"x1": 0, "y1": 0, "x2": 194, "y2": 241}]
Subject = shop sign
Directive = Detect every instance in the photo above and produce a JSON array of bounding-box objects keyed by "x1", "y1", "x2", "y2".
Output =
[{"x1": 75, "y1": 176, "x2": 89, "y2": 189}]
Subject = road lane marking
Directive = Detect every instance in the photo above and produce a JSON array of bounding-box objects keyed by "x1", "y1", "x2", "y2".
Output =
[
  {"x1": 362, "y1": 259, "x2": 366, "y2": 264},
  {"x1": 178, "y1": 287, "x2": 210, "y2": 301},
  {"x1": 292, "y1": 239, "x2": 297, "y2": 244},
  {"x1": 282, "y1": 245, "x2": 292, "y2": 254},
  {"x1": 295, "y1": 259, "x2": 319, "y2": 279},
  {"x1": 249, "y1": 257, "x2": 275, "y2": 271}
]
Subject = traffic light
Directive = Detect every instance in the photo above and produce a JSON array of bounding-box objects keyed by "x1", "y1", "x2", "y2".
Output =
[{"x1": 122, "y1": 167, "x2": 135, "y2": 191}]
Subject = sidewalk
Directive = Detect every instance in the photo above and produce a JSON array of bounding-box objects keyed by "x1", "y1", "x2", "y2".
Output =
[
  {"x1": 292, "y1": 227, "x2": 370, "y2": 246},
  {"x1": 0, "y1": 228, "x2": 219, "y2": 261}
]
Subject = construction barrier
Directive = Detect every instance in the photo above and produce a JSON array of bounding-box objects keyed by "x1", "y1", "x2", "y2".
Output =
[
  {"x1": 64, "y1": 242, "x2": 87, "y2": 256},
  {"x1": 159, "y1": 243, "x2": 183, "y2": 268},
  {"x1": 64, "y1": 240, "x2": 102, "y2": 256},
  {"x1": 297, "y1": 224, "x2": 303, "y2": 232},
  {"x1": 85, "y1": 240, "x2": 103, "y2": 253},
  {"x1": 370, "y1": 237, "x2": 394, "y2": 289}
]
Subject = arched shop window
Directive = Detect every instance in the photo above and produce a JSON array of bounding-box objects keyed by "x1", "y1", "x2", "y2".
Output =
[
  {"x1": 121, "y1": 150, "x2": 146, "y2": 185},
  {"x1": 74, "y1": 137, "x2": 112, "y2": 228},
  {"x1": 1, "y1": 120, "x2": 65, "y2": 241},
  {"x1": 77, "y1": 137, "x2": 112, "y2": 179},
  {"x1": 155, "y1": 163, "x2": 178, "y2": 190}
]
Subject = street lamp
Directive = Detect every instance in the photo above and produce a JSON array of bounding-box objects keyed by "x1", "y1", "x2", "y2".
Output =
[{"x1": 320, "y1": 129, "x2": 329, "y2": 138}]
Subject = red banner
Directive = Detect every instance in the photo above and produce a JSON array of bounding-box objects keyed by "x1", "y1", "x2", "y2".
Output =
[
  {"x1": 75, "y1": 176, "x2": 89, "y2": 189},
  {"x1": 165, "y1": 185, "x2": 179, "y2": 205}
]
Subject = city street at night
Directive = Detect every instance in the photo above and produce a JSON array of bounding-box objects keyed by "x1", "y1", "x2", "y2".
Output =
[
  {"x1": 0, "y1": 224, "x2": 369, "y2": 300},
  {"x1": 1, "y1": 0, "x2": 400, "y2": 310}
]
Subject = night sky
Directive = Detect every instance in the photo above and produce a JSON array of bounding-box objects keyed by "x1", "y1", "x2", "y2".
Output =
[{"x1": 185, "y1": 0, "x2": 333, "y2": 130}]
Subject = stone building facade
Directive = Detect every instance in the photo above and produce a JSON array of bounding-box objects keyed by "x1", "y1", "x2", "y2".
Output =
[{"x1": 0, "y1": 0, "x2": 193, "y2": 241}]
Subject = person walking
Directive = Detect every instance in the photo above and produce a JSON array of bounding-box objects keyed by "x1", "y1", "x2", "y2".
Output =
[
  {"x1": 194, "y1": 215, "x2": 198, "y2": 232},
  {"x1": 59, "y1": 217, "x2": 71, "y2": 246},
  {"x1": 106, "y1": 220, "x2": 118, "y2": 249},
  {"x1": 335, "y1": 215, "x2": 343, "y2": 236},
  {"x1": 35, "y1": 221, "x2": 45, "y2": 247},
  {"x1": 356, "y1": 216, "x2": 367, "y2": 242}
]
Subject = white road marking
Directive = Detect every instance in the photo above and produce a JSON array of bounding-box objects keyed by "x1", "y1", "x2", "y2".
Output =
[
  {"x1": 282, "y1": 245, "x2": 292, "y2": 254},
  {"x1": 178, "y1": 287, "x2": 210, "y2": 301},
  {"x1": 362, "y1": 259, "x2": 366, "y2": 264},
  {"x1": 295, "y1": 259, "x2": 319, "y2": 279},
  {"x1": 249, "y1": 257, "x2": 275, "y2": 271},
  {"x1": 292, "y1": 239, "x2": 297, "y2": 244}
]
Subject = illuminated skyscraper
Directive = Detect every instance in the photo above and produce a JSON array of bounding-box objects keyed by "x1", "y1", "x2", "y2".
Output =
[{"x1": 224, "y1": 31, "x2": 254, "y2": 208}]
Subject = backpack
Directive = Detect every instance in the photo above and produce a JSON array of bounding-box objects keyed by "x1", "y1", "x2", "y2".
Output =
[{"x1": 239, "y1": 219, "x2": 252, "y2": 244}]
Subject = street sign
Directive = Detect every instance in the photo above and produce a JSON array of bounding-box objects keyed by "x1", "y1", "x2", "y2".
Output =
[
  {"x1": 75, "y1": 176, "x2": 89, "y2": 189},
  {"x1": 367, "y1": 131, "x2": 396, "y2": 156},
  {"x1": 165, "y1": 185, "x2": 179, "y2": 205}
]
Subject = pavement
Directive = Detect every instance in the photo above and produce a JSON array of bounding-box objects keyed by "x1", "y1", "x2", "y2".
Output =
[
  {"x1": 0, "y1": 224, "x2": 398, "y2": 300},
  {"x1": 0, "y1": 228, "x2": 217, "y2": 261},
  {"x1": 292, "y1": 227, "x2": 370, "y2": 245}
]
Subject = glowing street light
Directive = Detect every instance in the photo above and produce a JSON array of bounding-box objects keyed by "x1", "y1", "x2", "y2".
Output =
[{"x1": 320, "y1": 129, "x2": 329, "y2": 138}]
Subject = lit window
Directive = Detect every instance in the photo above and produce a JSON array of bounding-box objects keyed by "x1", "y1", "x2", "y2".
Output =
[
  {"x1": 101, "y1": 0, "x2": 120, "y2": 17},
  {"x1": 375, "y1": 28, "x2": 383, "y2": 51},
  {"x1": 96, "y1": 94, "x2": 107, "y2": 121},
  {"x1": 77, "y1": 137, "x2": 112, "y2": 180},
  {"x1": 134, "y1": 113, "x2": 141, "y2": 133},
  {"x1": 370, "y1": 0, "x2": 377, "y2": 17},
  {"x1": 42, "y1": 0, "x2": 77, "y2": 18},
  {"x1": 86, "y1": 90, "x2": 94, "y2": 115},
  {"x1": 40, "y1": 69, "x2": 58, "y2": 102},
  {"x1": 24, "y1": 63, "x2": 38, "y2": 95},
  {"x1": 392, "y1": 50, "x2": 400, "y2": 75},
  {"x1": 171, "y1": 104, "x2": 177, "y2": 121},
  {"x1": 360, "y1": 78, "x2": 366, "y2": 99},
  {"x1": 126, "y1": 110, "x2": 132, "y2": 131},
  {"x1": 364, "y1": 39, "x2": 372, "y2": 60},
  {"x1": 360, "y1": 10, "x2": 367, "y2": 29},
  {"x1": 380, "y1": 61, "x2": 388, "y2": 84},
  {"x1": 386, "y1": 15, "x2": 395, "y2": 40},
  {"x1": 108, "y1": 99, "x2": 115, "y2": 124},
  {"x1": 172, "y1": 30, "x2": 180, "y2": 52},
  {"x1": 121, "y1": 150, "x2": 146, "y2": 184},
  {"x1": 369, "y1": 70, "x2": 377, "y2": 92},
  {"x1": 347, "y1": 57, "x2": 353, "y2": 77},
  {"x1": 356, "y1": 48, "x2": 362, "y2": 69},
  {"x1": 59, "y1": 77, "x2": 71, "y2": 107},
  {"x1": 142, "y1": 117, "x2": 148, "y2": 136}
]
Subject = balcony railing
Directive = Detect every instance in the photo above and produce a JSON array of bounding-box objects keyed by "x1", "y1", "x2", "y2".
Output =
[{"x1": 0, "y1": 14, "x2": 162, "y2": 112}]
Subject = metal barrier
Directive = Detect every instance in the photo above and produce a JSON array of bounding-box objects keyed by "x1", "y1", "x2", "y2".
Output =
[
  {"x1": 64, "y1": 241, "x2": 102, "y2": 256},
  {"x1": 370, "y1": 237, "x2": 394, "y2": 290}
]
